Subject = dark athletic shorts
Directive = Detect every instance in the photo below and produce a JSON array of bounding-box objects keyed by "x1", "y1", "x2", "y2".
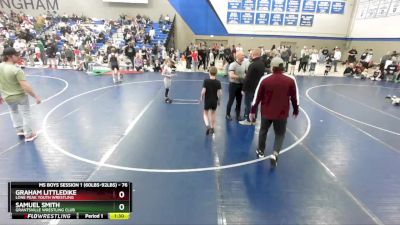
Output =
[
  {"x1": 111, "y1": 65, "x2": 119, "y2": 70},
  {"x1": 204, "y1": 100, "x2": 217, "y2": 111}
]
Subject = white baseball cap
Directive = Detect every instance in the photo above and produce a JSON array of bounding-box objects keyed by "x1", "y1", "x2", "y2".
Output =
[{"x1": 271, "y1": 57, "x2": 284, "y2": 68}]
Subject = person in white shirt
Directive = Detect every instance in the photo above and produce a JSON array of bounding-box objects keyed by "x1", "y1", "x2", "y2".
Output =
[
  {"x1": 365, "y1": 49, "x2": 373, "y2": 66},
  {"x1": 161, "y1": 46, "x2": 167, "y2": 61},
  {"x1": 209, "y1": 50, "x2": 215, "y2": 67},
  {"x1": 309, "y1": 50, "x2": 319, "y2": 76},
  {"x1": 236, "y1": 44, "x2": 243, "y2": 52},
  {"x1": 333, "y1": 47, "x2": 342, "y2": 72},
  {"x1": 149, "y1": 27, "x2": 155, "y2": 40},
  {"x1": 259, "y1": 46, "x2": 265, "y2": 56}
]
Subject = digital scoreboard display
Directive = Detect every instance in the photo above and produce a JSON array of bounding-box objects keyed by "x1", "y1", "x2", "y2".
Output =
[{"x1": 8, "y1": 182, "x2": 132, "y2": 220}]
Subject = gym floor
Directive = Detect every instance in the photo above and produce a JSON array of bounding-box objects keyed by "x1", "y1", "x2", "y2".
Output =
[{"x1": 0, "y1": 69, "x2": 399, "y2": 225}]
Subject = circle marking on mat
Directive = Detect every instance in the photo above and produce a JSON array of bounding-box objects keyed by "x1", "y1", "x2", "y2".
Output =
[
  {"x1": 306, "y1": 84, "x2": 400, "y2": 136},
  {"x1": 0, "y1": 75, "x2": 69, "y2": 116},
  {"x1": 43, "y1": 80, "x2": 310, "y2": 173}
]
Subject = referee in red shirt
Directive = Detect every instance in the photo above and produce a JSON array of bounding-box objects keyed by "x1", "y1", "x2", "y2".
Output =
[{"x1": 249, "y1": 57, "x2": 299, "y2": 167}]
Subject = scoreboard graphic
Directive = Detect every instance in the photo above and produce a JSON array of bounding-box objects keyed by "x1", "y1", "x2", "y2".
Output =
[{"x1": 8, "y1": 182, "x2": 132, "y2": 220}]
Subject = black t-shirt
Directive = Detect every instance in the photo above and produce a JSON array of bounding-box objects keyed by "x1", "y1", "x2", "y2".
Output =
[
  {"x1": 203, "y1": 78, "x2": 221, "y2": 103},
  {"x1": 226, "y1": 54, "x2": 235, "y2": 64},
  {"x1": 125, "y1": 46, "x2": 136, "y2": 58},
  {"x1": 300, "y1": 55, "x2": 309, "y2": 63},
  {"x1": 343, "y1": 67, "x2": 354, "y2": 75},
  {"x1": 348, "y1": 49, "x2": 357, "y2": 60},
  {"x1": 224, "y1": 48, "x2": 231, "y2": 57},
  {"x1": 46, "y1": 44, "x2": 57, "y2": 58}
]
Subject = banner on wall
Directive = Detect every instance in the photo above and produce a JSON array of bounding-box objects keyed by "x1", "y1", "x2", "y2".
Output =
[
  {"x1": 356, "y1": 0, "x2": 400, "y2": 19},
  {"x1": 299, "y1": 14, "x2": 314, "y2": 26},
  {"x1": 286, "y1": 0, "x2": 300, "y2": 12},
  {"x1": 228, "y1": 0, "x2": 242, "y2": 10},
  {"x1": 316, "y1": 1, "x2": 331, "y2": 14},
  {"x1": 376, "y1": 0, "x2": 391, "y2": 17},
  {"x1": 302, "y1": 0, "x2": 317, "y2": 13},
  {"x1": 242, "y1": 0, "x2": 256, "y2": 10},
  {"x1": 271, "y1": 0, "x2": 286, "y2": 12},
  {"x1": 356, "y1": 0, "x2": 369, "y2": 19},
  {"x1": 330, "y1": 1, "x2": 345, "y2": 14},
  {"x1": 284, "y1": 13, "x2": 299, "y2": 25},
  {"x1": 366, "y1": 0, "x2": 379, "y2": 18},
  {"x1": 240, "y1": 12, "x2": 255, "y2": 24},
  {"x1": 388, "y1": 0, "x2": 400, "y2": 16},
  {"x1": 227, "y1": 11, "x2": 241, "y2": 24},
  {"x1": 269, "y1": 13, "x2": 284, "y2": 25},
  {"x1": 255, "y1": 12, "x2": 270, "y2": 24},
  {"x1": 257, "y1": 0, "x2": 271, "y2": 11}
]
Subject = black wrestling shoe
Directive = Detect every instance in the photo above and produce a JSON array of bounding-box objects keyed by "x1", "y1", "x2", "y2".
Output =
[
  {"x1": 256, "y1": 149, "x2": 265, "y2": 158},
  {"x1": 209, "y1": 128, "x2": 215, "y2": 134},
  {"x1": 206, "y1": 126, "x2": 211, "y2": 135},
  {"x1": 226, "y1": 115, "x2": 233, "y2": 121}
]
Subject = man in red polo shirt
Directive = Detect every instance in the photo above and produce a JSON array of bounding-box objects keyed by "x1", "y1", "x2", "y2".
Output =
[{"x1": 249, "y1": 57, "x2": 299, "y2": 167}]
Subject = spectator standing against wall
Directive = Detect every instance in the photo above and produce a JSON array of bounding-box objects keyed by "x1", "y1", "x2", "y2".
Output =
[
  {"x1": 333, "y1": 47, "x2": 342, "y2": 72},
  {"x1": 191, "y1": 50, "x2": 199, "y2": 72},
  {"x1": 281, "y1": 47, "x2": 290, "y2": 72},
  {"x1": 298, "y1": 51, "x2": 309, "y2": 74},
  {"x1": 184, "y1": 47, "x2": 192, "y2": 70},
  {"x1": 219, "y1": 44, "x2": 225, "y2": 62},
  {"x1": 309, "y1": 50, "x2": 319, "y2": 76}
]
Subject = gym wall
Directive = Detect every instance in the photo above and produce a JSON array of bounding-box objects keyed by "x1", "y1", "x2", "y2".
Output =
[
  {"x1": 171, "y1": 0, "x2": 399, "y2": 60},
  {"x1": 209, "y1": 0, "x2": 355, "y2": 38},
  {"x1": 0, "y1": 0, "x2": 398, "y2": 59},
  {"x1": 0, "y1": 0, "x2": 173, "y2": 20}
]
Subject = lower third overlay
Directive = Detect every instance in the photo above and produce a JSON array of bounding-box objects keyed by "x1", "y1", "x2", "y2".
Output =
[{"x1": 8, "y1": 182, "x2": 132, "y2": 220}]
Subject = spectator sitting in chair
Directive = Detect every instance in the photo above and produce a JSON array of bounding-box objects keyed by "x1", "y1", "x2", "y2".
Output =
[
  {"x1": 370, "y1": 67, "x2": 382, "y2": 81},
  {"x1": 343, "y1": 63, "x2": 355, "y2": 77},
  {"x1": 386, "y1": 60, "x2": 398, "y2": 81},
  {"x1": 353, "y1": 63, "x2": 364, "y2": 79},
  {"x1": 153, "y1": 59, "x2": 161, "y2": 72},
  {"x1": 143, "y1": 59, "x2": 151, "y2": 72}
]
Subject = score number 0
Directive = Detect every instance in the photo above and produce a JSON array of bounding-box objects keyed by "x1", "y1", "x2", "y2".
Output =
[{"x1": 119, "y1": 191, "x2": 125, "y2": 211}]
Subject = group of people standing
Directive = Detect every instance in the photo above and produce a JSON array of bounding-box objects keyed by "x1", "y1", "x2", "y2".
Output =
[
  {"x1": 183, "y1": 43, "x2": 243, "y2": 72},
  {"x1": 197, "y1": 46, "x2": 299, "y2": 167}
]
